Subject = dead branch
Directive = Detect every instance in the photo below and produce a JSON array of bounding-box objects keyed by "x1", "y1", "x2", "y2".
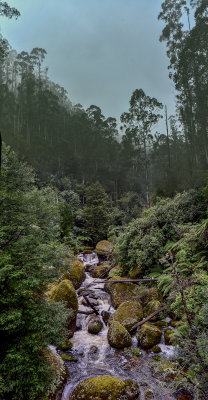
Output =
[{"x1": 130, "y1": 306, "x2": 166, "y2": 332}]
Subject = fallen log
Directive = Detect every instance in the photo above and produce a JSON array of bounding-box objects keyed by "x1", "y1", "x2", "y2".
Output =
[
  {"x1": 83, "y1": 294, "x2": 99, "y2": 315},
  {"x1": 94, "y1": 278, "x2": 158, "y2": 284},
  {"x1": 130, "y1": 306, "x2": 166, "y2": 332},
  {"x1": 77, "y1": 310, "x2": 94, "y2": 315}
]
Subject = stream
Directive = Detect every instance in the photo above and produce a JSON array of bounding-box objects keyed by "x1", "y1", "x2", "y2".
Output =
[{"x1": 60, "y1": 252, "x2": 177, "y2": 400}]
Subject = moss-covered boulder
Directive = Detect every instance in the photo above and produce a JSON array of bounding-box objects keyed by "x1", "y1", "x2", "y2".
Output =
[
  {"x1": 144, "y1": 300, "x2": 162, "y2": 321},
  {"x1": 95, "y1": 240, "x2": 114, "y2": 256},
  {"x1": 48, "y1": 279, "x2": 78, "y2": 318},
  {"x1": 108, "y1": 265, "x2": 123, "y2": 278},
  {"x1": 105, "y1": 279, "x2": 144, "y2": 309},
  {"x1": 112, "y1": 301, "x2": 143, "y2": 331},
  {"x1": 44, "y1": 347, "x2": 67, "y2": 400},
  {"x1": 67, "y1": 259, "x2": 85, "y2": 289},
  {"x1": 148, "y1": 287, "x2": 163, "y2": 303},
  {"x1": 108, "y1": 321, "x2": 132, "y2": 349},
  {"x1": 151, "y1": 345, "x2": 161, "y2": 353},
  {"x1": 88, "y1": 316, "x2": 103, "y2": 334},
  {"x1": 136, "y1": 322, "x2": 162, "y2": 349},
  {"x1": 70, "y1": 376, "x2": 140, "y2": 400},
  {"x1": 57, "y1": 340, "x2": 72, "y2": 351},
  {"x1": 92, "y1": 264, "x2": 111, "y2": 278},
  {"x1": 164, "y1": 328, "x2": 174, "y2": 345}
]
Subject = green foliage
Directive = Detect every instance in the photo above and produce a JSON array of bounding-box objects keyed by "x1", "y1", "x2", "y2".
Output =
[
  {"x1": 0, "y1": 145, "x2": 69, "y2": 400},
  {"x1": 115, "y1": 190, "x2": 205, "y2": 275},
  {"x1": 83, "y1": 181, "x2": 111, "y2": 244}
]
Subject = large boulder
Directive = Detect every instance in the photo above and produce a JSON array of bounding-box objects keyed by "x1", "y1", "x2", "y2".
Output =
[
  {"x1": 48, "y1": 279, "x2": 78, "y2": 317},
  {"x1": 105, "y1": 278, "x2": 144, "y2": 309},
  {"x1": 70, "y1": 376, "x2": 140, "y2": 400},
  {"x1": 88, "y1": 316, "x2": 103, "y2": 334},
  {"x1": 144, "y1": 300, "x2": 162, "y2": 321},
  {"x1": 44, "y1": 347, "x2": 67, "y2": 400},
  {"x1": 112, "y1": 301, "x2": 143, "y2": 331},
  {"x1": 92, "y1": 264, "x2": 111, "y2": 278},
  {"x1": 136, "y1": 322, "x2": 162, "y2": 349},
  {"x1": 95, "y1": 240, "x2": 114, "y2": 256},
  {"x1": 67, "y1": 259, "x2": 85, "y2": 289},
  {"x1": 107, "y1": 321, "x2": 132, "y2": 349}
]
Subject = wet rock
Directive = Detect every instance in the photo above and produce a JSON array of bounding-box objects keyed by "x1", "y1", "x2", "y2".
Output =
[
  {"x1": 136, "y1": 322, "x2": 162, "y2": 349},
  {"x1": 85, "y1": 264, "x2": 94, "y2": 272},
  {"x1": 67, "y1": 259, "x2": 85, "y2": 289},
  {"x1": 92, "y1": 264, "x2": 111, "y2": 278},
  {"x1": 151, "y1": 345, "x2": 161, "y2": 353},
  {"x1": 112, "y1": 300, "x2": 143, "y2": 331},
  {"x1": 101, "y1": 310, "x2": 111, "y2": 325},
  {"x1": 164, "y1": 328, "x2": 175, "y2": 345},
  {"x1": 108, "y1": 320, "x2": 132, "y2": 349},
  {"x1": 88, "y1": 345, "x2": 98, "y2": 355},
  {"x1": 70, "y1": 376, "x2": 140, "y2": 400},
  {"x1": 144, "y1": 388, "x2": 154, "y2": 399},
  {"x1": 95, "y1": 240, "x2": 114, "y2": 256},
  {"x1": 124, "y1": 379, "x2": 141, "y2": 399},
  {"x1": 60, "y1": 353, "x2": 78, "y2": 362},
  {"x1": 75, "y1": 322, "x2": 82, "y2": 331},
  {"x1": 57, "y1": 340, "x2": 72, "y2": 351},
  {"x1": 144, "y1": 300, "x2": 162, "y2": 321},
  {"x1": 88, "y1": 316, "x2": 103, "y2": 334}
]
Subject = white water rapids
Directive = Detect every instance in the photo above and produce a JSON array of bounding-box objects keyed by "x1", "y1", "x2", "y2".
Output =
[{"x1": 61, "y1": 253, "x2": 177, "y2": 400}]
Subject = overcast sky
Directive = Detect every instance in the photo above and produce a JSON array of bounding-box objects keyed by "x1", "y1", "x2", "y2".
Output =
[{"x1": 1, "y1": 0, "x2": 176, "y2": 132}]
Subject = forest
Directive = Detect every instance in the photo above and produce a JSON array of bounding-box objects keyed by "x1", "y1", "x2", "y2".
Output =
[{"x1": 0, "y1": 1, "x2": 208, "y2": 400}]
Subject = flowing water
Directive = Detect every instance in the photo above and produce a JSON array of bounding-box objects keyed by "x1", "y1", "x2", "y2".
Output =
[{"x1": 61, "y1": 253, "x2": 177, "y2": 400}]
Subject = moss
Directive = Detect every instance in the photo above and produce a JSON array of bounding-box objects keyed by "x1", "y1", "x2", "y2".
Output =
[
  {"x1": 92, "y1": 264, "x2": 111, "y2": 278},
  {"x1": 124, "y1": 348, "x2": 141, "y2": 357},
  {"x1": 136, "y1": 322, "x2": 162, "y2": 349},
  {"x1": 70, "y1": 376, "x2": 140, "y2": 400},
  {"x1": 170, "y1": 320, "x2": 181, "y2": 328},
  {"x1": 144, "y1": 300, "x2": 162, "y2": 321},
  {"x1": 108, "y1": 321, "x2": 132, "y2": 349},
  {"x1": 108, "y1": 266, "x2": 123, "y2": 278},
  {"x1": 153, "y1": 356, "x2": 161, "y2": 361},
  {"x1": 60, "y1": 353, "x2": 78, "y2": 362},
  {"x1": 112, "y1": 300, "x2": 143, "y2": 331},
  {"x1": 44, "y1": 347, "x2": 67, "y2": 400},
  {"x1": 148, "y1": 287, "x2": 163, "y2": 303},
  {"x1": 151, "y1": 345, "x2": 161, "y2": 353},
  {"x1": 164, "y1": 328, "x2": 175, "y2": 345},
  {"x1": 67, "y1": 259, "x2": 85, "y2": 289},
  {"x1": 48, "y1": 279, "x2": 78, "y2": 317},
  {"x1": 57, "y1": 340, "x2": 72, "y2": 351},
  {"x1": 155, "y1": 321, "x2": 168, "y2": 328},
  {"x1": 95, "y1": 240, "x2": 114, "y2": 256},
  {"x1": 105, "y1": 279, "x2": 145, "y2": 309},
  {"x1": 129, "y1": 266, "x2": 142, "y2": 279},
  {"x1": 88, "y1": 317, "x2": 103, "y2": 334}
]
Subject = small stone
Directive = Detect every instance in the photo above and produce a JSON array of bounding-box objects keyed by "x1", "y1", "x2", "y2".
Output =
[{"x1": 151, "y1": 345, "x2": 161, "y2": 353}]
